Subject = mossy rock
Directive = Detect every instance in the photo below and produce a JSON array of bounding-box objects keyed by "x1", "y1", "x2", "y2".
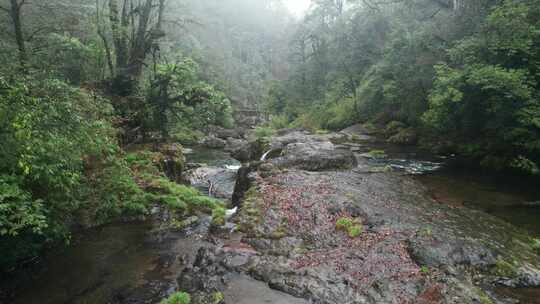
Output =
[
  {"x1": 212, "y1": 207, "x2": 226, "y2": 226},
  {"x1": 492, "y1": 259, "x2": 519, "y2": 278},
  {"x1": 385, "y1": 121, "x2": 407, "y2": 135},
  {"x1": 367, "y1": 149, "x2": 387, "y2": 159},
  {"x1": 172, "y1": 215, "x2": 200, "y2": 229},
  {"x1": 388, "y1": 127, "x2": 417, "y2": 145}
]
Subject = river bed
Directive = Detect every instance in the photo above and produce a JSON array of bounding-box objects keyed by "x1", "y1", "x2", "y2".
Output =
[{"x1": 1, "y1": 141, "x2": 539, "y2": 303}]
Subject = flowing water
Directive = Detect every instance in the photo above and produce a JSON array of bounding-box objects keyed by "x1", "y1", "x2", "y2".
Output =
[
  {"x1": 356, "y1": 139, "x2": 540, "y2": 236},
  {"x1": 0, "y1": 146, "x2": 306, "y2": 304},
  {"x1": 1, "y1": 222, "x2": 183, "y2": 304}
]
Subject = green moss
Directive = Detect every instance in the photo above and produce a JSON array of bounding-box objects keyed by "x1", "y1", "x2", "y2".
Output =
[
  {"x1": 385, "y1": 121, "x2": 406, "y2": 135},
  {"x1": 367, "y1": 149, "x2": 387, "y2": 159},
  {"x1": 420, "y1": 265, "x2": 430, "y2": 274},
  {"x1": 348, "y1": 225, "x2": 363, "y2": 237},
  {"x1": 531, "y1": 238, "x2": 540, "y2": 253},
  {"x1": 362, "y1": 122, "x2": 377, "y2": 133},
  {"x1": 171, "y1": 216, "x2": 200, "y2": 229},
  {"x1": 474, "y1": 287, "x2": 494, "y2": 304},
  {"x1": 253, "y1": 126, "x2": 276, "y2": 139},
  {"x1": 127, "y1": 149, "x2": 224, "y2": 229},
  {"x1": 212, "y1": 207, "x2": 226, "y2": 226},
  {"x1": 419, "y1": 226, "x2": 433, "y2": 237},
  {"x1": 336, "y1": 217, "x2": 354, "y2": 230},
  {"x1": 388, "y1": 128, "x2": 417, "y2": 145},
  {"x1": 212, "y1": 292, "x2": 224, "y2": 304},
  {"x1": 493, "y1": 259, "x2": 518, "y2": 278},
  {"x1": 237, "y1": 187, "x2": 264, "y2": 235},
  {"x1": 160, "y1": 292, "x2": 191, "y2": 304},
  {"x1": 336, "y1": 217, "x2": 363, "y2": 238},
  {"x1": 270, "y1": 218, "x2": 289, "y2": 239},
  {"x1": 315, "y1": 129, "x2": 329, "y2": 135}
]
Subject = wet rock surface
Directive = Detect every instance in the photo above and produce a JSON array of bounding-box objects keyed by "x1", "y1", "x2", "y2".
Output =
[
  {"x1": 5, "y1": 130, "x2": 540, "y2": 304},
  {"x1": 219, "y1": 130, "x2": 540, "y2": 303}
]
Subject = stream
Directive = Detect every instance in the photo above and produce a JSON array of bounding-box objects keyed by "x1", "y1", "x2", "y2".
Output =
[{"x1": 1, "y1": 142, "x2": 539, "y2": 304}]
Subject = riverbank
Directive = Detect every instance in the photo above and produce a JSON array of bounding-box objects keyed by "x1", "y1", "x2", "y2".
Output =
[{"x1": 2, "y1": 127, "x2": 540, "y2": 304}]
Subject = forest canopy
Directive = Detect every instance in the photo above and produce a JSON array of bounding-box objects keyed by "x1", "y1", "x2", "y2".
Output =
[
  {"x1": 267, "y1": 0, "x2": 540, "y2": 174},
  {"x1": 0, "y1": 0, "x2": 539, "y2": 274}
]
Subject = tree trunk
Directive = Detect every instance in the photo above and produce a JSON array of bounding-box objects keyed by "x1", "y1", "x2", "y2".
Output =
[
  {"x1": 9, "y1": 0, "x2": 27, "y2": 71},
  {"x1": 108, "y1": 0, "x2": 166, "y2": 96}
]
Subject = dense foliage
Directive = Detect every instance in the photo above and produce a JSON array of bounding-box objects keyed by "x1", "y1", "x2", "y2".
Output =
[
  {"x1": 0, "y1": 75, "x2": 145, "y2": 270},
  {"x1": 0, "y1": 0, "x2": 231, "y2": 271},
  {"x1": 269, "y1": 0, "x2": 540, "y2": 174}
]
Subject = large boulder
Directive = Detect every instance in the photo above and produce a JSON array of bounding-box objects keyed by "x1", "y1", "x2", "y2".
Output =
[
  {"x1": 272, "y1": 141, "x2": 357, "y2": 171},
  {"x1": 186, "y1": 166, "x2": 238, "y2": 200},
  {"x1": 156, "y1": 143, "x2": 185, "y2": 182},
  {"x1": 200, "y1": 135, "x2": 227, "y2": 149}
]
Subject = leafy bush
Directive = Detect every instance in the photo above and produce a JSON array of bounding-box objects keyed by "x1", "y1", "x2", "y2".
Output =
[
  {"x1": 253, "y1": 126, "x2": 276, "y2": 139},
  {"x1": 160, "y1": 292, "x2": 191, "y2": 304},
  {"x1": 146, "y1": 58, "x2": 234, "y2": 139},
  {"x1": 423, "y1": 0, "x2": 540, "y2": 174},
  {"x1": 268, "y1": 114, "x2": 290, "y2": 130},
  {"x1": 0, "y1": 75, "x2": 145, "y2": 270}
]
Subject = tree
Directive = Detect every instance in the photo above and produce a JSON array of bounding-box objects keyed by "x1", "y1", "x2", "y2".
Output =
[
  {"x1": 103, "y1": 0, "x2": 167, "y2": 95},
  {"x1": 1, "y1": 0, "x2": 27, "y2": 69}
]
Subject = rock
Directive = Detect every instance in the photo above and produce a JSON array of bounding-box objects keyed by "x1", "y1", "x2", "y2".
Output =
[
  {"x1": 384, "y1": 121, "x2": 407, "y2": 135},
  {"x1": 211, "y1": 126, "x2": 241, "y2": 140},
  {"x1": 227, "y1": 133, "x2": 540, "y2": 303},
  {"x1": 226, "y1": 139, "x2": 252, "y2": 162},
  {"x1": 231, "y1": 162, "x2": 261, "y2": 207},
  {"x1": 156, "y1": 143, "x2": 185, "y2": 182},
  {"x1": 272, "y1": 141, "x2": 357, "y2": 171},
  {"x1": 177, "y1": 247, "x2": 227, "y2": 293},
  {"x1": 388, "y1": 127, "x2": 417, "y2": 145},
  {"x1": 186, "y1": 166, "x2": 237, "y2": 200},
  {"x1": 340, "y1": 124, "x2": 376, "y2": 141},
  {"x1": 201, "y1": 136, "x2": 227, "y2": 149}
]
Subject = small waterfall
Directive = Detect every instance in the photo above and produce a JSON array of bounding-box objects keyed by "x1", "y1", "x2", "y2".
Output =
[{"x1": 260, "y1": 149, "x2": 272, "y2": 161}]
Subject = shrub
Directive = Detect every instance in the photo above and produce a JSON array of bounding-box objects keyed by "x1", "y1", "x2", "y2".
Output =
[
  {"x1": 254, "y1": 126, "x2": 276, "y2": 139},
  {"x1": 0, "y1": 76, "x2": 143, "y2": 270},
  {"x1": 268, "y1": 114, "x2": 290, "y2": 130},
  {"x1": 160, "y1": 292, "x2": 191, "y2": 304}
]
